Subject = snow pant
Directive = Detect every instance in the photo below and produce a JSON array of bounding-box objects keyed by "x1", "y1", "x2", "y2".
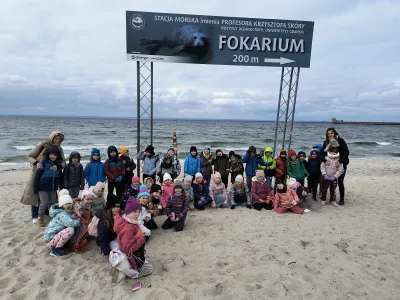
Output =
[
  {"x1": 230, "y1": 194, "x2": 249, "y2": 207},
  {"x1": 338, "y1": 167, "x2": 346, "y2": 201},
  {"x1": 108, "y1": 182, "x2": 124, "y2": 200},
  {"x1": 162, "y1": 218, "x2": 185, "y2": 232},
  {"x1": 308, "y1": 174, "x2": 319, "y2": 198},
  {"x1": 38, "y1": 191, "x2": 57, "y2": 217},
  {"x1": 321, "y1": 178, "x2": 338, "y2": 202},
  {"x1": 47, "y1": 227, "x2": 75, "y2": 249},
  {"x1": 194, "y1": 196, "x2": 212, "y2": 210},
  {"x1": 253, "y1": 202, "x2": 273, "y2": 211},
  {"x1": 246, "y1": 176, "x2": 253, "y2": 193},
  {"x1": 214, "y1": 194, "x2": 229, "y2": 208},
  {"x1": 144, "y1": 217, "x2": 158, "y2": 230},
  {"x1": 275, "y1": 205, "x2": 303, "y2": 214},
  {"x1": 67, "y1": 186, "x2": 80, "y2": 199}
]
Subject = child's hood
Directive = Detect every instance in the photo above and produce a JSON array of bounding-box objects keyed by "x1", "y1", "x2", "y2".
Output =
[
  {"x1": 107, "y1": 145, "x2": 118, "y2": 158},
  {"x1": 90, "y1": 148, "x2": 101, "y2": 162},
  {"x1": 69, "y1": 151, "x2": 81, "y2": 164},
  {"x1": 252, "y1": 176, "x2": 266, "y2": 183},
  {"x1": 113, "y1": 213, "x2": 136, "y2": 234},
  {"x1": 49, "y1": 204, "x2": 67, "y2": 218}
]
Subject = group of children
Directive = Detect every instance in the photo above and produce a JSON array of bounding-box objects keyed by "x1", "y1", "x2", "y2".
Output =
[{"x1": 34, "y1": 139, "x2": 344, "y2": 282}]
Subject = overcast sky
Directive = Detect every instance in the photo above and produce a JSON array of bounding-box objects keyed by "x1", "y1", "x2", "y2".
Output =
[{"x1": 1, "y1": 0, "x2": 399, "y2": 121}]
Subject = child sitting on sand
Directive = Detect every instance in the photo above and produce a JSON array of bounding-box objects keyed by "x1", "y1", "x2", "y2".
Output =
[
  {"x1": 274, "y1": 182, "x2": 303, "y2": 214},
  {"x1": 251, "y1": 170, "x2": 274, "y2": 211},
  {"x1": 113, "y1": 197, "x2": 151, "y2": 277},
  {"x1": 149, "y1": 184, "x2": 162, "y2": 217},
  {"x1": 162, "y1": 181, "x2": 189, "y2": 232},
  {"x1": 44, "y1": 189, "x2": 80, "y2": 257},
  {"x1": 320, "y1": 139, "x2": 344, "y2": 207},
  {"x1": 229, "y1": 175, "x2": 252, "y2": 209},
  {"x1": 90, "y1": 182, "x2": 106, "y2": 213},
  {"x1": 209, "y1": 172, "x2": 229, "y2": 208},
  {"x1": 121, "y1": 176, "x2": 141, "y2": 210},
  {"x1": 192, "y1": 173, "x2": 212, "y2": 210},
  {"x1": 183, "y1": 175, "x2": 195, "y2": 211},
  {"x1": 161, "y1": 173, "x2": 174, "y2": 209},
  {"x1": 74, "y1": 190, "x2": 95, "y2": 226},
  {"x1": 137, "y1": 186, "x2": 156, "y2": 236}
]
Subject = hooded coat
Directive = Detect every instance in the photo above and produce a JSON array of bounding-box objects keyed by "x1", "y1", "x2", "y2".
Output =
[
  {"x1": 258, "y1": 147, "x2": 276, "y2": 177},
  {"x1": 157, "y1": 153, "x2": 181, "y2": 178},
  {"x1": 137, "y1": 150, "x2": 159, "y2": 176},
  {"x1": 21, "y1": 131, "x2": 66, "y2": 206},
  {"x1": 184, "y1": 153, "x2": 201, "y2": 176},
  {"x1": 242, "y1": 146, "x2": 266, "y2": 177},
  {"x1": 44, "y1": 204, "x2": 80, "y2": 242},
  {"x1": 251, "y1": 177, "x2": 273, "y2": 204},
  {"x1": 104, "y1": 146, "x2": 125, "y2": 182},
  {"x1": 213, "y1": 151, "x2": 230, "y2": 178},
  {"x1": 64, "y1": 151, "x2": 84, "y2": 189},
  {"x1": 33, "y1": 146, "x2": 64, "y2": 193},
  {"x1": 84, "y1": 148, "x2": 105, "y2": 187}
]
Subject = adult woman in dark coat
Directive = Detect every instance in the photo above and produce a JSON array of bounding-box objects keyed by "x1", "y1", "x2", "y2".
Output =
[{"x1": 320, "y1": 128, "x2": 350, "y2": 205}]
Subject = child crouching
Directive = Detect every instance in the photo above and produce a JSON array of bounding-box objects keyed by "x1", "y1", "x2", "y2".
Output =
[
  {"x1": 209, "y1": 172, "x2": 229, "y2": 208},
  {"x1": 229, "y1": 175, "x2": 251, "y2": 209},
  {"x1": 90, "y1": 182, "x2": 106, "y2": 213},
  {"x1": 162, "y1": 181, "x2": 189, "y2": 232},
  {"x1": 44, "y1": 189, "x2": 80, "y2": 257},
  {"x1": 183, "y1": 175, "x2": 195, "y2": 211},
  {"x1": 274, "y1": 183, "x2": 303, "y2": 214},
  {"x1": 251, "y1": 170, "x2": 274, "y2": 211}
]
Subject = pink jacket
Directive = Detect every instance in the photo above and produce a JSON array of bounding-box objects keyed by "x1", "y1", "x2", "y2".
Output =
[
  {"x1": 161, "y1": 183, "x2": 174, "y2": 208},
  {"x1": 209, "y1": 181, "x2": 226, "y2": 201},
  {"x1": 321, "y1": 154, "x2": 343, "y2": 179},
  {"x1": 274, "y1": 187, "x2": 299, "y2": 209}
]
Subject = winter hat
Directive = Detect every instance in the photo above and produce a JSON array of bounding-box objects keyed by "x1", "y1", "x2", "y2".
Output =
[
  {"x1": 310, "y1": 150, "x2": 319, "y2": 156},
  {"x1": 184, "y1": 175, "x2": 193, "y2": 183},
  {"x1": 325, "y1": 139, "x2": 340, "y2": 152},
  {"x1": 107, "y1": 145, "x2": 118, "y2": 157},
  {"x1": 204, "y1": 145, "x2": 211, "y2": 150},
  {"x1": 144, "y1": 145, "x2": 154, "y2": 153},
  {"x1": 167, "y1": 147, "x2": 175, "y2": 153},
  {"x1": 105, "y1": 194, "x2": 120, "y2": 210},
  {"x1": 119, "y1": 146, "x2": 129, "y2": 156},
  {"x1": 195, "y1": 172, "x2": 203, "y2": 179},
  {"x1": 173, "y1": 181, "x2": 183, "y2": 191},
  {"x1": 137, "y1": 187, "x2": 150, "y2": 199},
  {"x1": 150, "y1": 184, "x2": 162, "y2": 194},
  {"x1": 58, "y1": 189, "x2": 73, "y2": 207},
  {"x1": 229, "y1": 151, "x2": 235, "y2": 157},
  {"x1": 213, "y1": 172, "x2": 221, "y2": 180},
  {"x1": 298, "y1": 151, "x2": 306, "y2": 157},
  {"x1": 256, "y1": 169, "x2": 265, "y2": 178},
  {"x1": 216, "y1": 149, "x2": 222, "y2": 155},
  {"x1": 124, "y1": 197, "x2": 141, "y2": 214},
  {"x1": 190, "y1": 146, "x2": 197, "y2": 153},
  {"x1": 248, "y1": 146, "x2": 257, "y2": 154},
  {"x1": 235, "y1": 174, "x2": 244, "y2": 183},
  {"x1": 264, "y1": 147, "x2": 273, "y2": 154},
  {"x1": 94, "y1": 182, "x2": 105, "y2": 193},
  {"x1": 163, "y1": 173, "x2": 172, "y2": 181},
  {"x1": 81, "y1": 189, "x2": 95, "y2": 200},
  {"x1": 139, "y1": 184, "x2": 148, "y2": 190},
  {"x1": 46, "y1": 146, "x2": 59, "y2": 157},
  {"x1": 91, "y1": 148, "x2": 100, "y2": 157},
  {"x1": 131, "y1": 176, "x2": 140, "y2": 184},
  {"x1": 280, "y1": 149, "x2": 287, "y2": 155},
  {"x1": 288, "y1": 149, "x2": 297, "y2": 157}
]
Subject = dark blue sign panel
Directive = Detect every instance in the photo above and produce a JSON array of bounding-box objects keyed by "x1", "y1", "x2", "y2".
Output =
[{"x1": 126, "y1": 11, "x2": 314, "y2": 68}]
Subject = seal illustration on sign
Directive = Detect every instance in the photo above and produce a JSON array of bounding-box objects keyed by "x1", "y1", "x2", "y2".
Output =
[
  {"x1": 130, "y1": 14, "x2": 145, "y2": 30},
  {"x1": 138, "y1": 25, "x2": 210, "y2": 60}
]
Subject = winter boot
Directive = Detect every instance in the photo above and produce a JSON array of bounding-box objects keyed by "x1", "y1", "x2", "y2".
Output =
[
  {"x1": 339, "y1": 199, "x2": 344, "y2": 206},
  {"x1": 38, "y1": 216, "x2": 45, "y2": 227}
]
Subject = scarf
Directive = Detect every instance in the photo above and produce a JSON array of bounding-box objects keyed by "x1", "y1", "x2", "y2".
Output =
[
  {"x1": 327, "y1": 152, "x2": 340, "y2": 159},
  {"x1": 122, "y1": 214, "x2": 139, "y2": 224}
]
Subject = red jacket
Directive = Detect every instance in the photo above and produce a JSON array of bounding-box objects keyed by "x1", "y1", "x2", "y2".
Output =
[
  {"x1": 251, "y1": 178, "x2": 273, "y2": 204},
  {"x1": 275, "y1": 157, "x2": 287, "y2": 178},
  {"x1": 113, "y1": 213, "x2": 146, "y2": 269}
]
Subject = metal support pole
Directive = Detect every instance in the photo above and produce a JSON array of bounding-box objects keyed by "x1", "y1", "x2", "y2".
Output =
[
  {"x1": 272, "y1": 67, "x2": 301, "y2": 157},
  {"x1": 136, "y1": 61, "x2": 154, "y2": 179}
]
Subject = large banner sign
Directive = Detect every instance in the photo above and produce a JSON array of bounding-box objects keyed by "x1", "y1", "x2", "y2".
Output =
[{"x1": 126, "y1": 11, "x2": 314, "y2": 68}]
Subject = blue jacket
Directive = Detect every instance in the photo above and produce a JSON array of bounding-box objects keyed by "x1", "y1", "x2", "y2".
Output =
[
  {"x1": 34, "y1": 160, "x2": 63, "y2": 193},
  {"x1": 184, "y1": 154, "x2": 201, "y2": 175},
  {"x1": 242, "y1": 152, "x2": 267, "y2": 177},
  {"x1": 44, "y1": 204, "x2": 80, "y2": 242},
  {"x1": 95, "y1": 210, "x2": 117, "y2": 255},
  {"x1": 138, "y1": 151, "x2": 159, "y2": 175},
  {"x1": 84, "y1": 148, "x2": 105, "y2": 187}
]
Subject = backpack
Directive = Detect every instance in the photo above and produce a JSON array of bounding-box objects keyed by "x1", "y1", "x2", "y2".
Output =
[
  {"x1": 88, "y1": 215, "x2": 99, "y2": 237},
  {"x1": 69, "y1": 224, "x2": 90, "y2": 252}
]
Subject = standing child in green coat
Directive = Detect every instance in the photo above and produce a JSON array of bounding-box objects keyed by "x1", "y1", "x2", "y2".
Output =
[
  {"x1": 258, "y1": 147, "x2": 276, "y2": 188},
  {"x1": 287, "y1": 149, "x2": 309, "y2": 186}
]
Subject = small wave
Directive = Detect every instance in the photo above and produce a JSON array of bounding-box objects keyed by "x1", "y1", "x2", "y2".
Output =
[
  {"x1": 13, "y1": 144, "x2": 137, "y2": 151},
  {"x1": 352, "y1": 141, "x2": 392, "y2": 146},
  {"x1": 376, "y1": 142, "x2": 392, "y2": 146}
]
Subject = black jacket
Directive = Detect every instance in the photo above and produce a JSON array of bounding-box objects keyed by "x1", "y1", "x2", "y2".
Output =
[
  {"x1": 95, "y1": 210, "x2": 117, "y2": 255},
  {"x1": 214, "y1": 154, "x2": 229, "y2": 177}
]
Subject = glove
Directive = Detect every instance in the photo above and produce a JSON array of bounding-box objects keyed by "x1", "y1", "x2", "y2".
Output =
[
  {"x1": 291, "y1": 200, "x2": 297, "y2": 205},
  {"x1": 329, "y1": 176, "x2": 336, "y2": 181},
  {"x1": 246, "y1": 204, "x2": 252, "y2": 209},
  {"x1": 324, "y1": 174, "x2": 330, "y2": 180},
  {"x1": 115, "y1": 176, "x2": 122, "y2": 182}
]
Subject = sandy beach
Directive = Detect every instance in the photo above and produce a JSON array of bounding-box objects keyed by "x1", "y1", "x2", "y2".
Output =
[{"x1": 1, "y1": 158, "x2": 400, "y2": 300}]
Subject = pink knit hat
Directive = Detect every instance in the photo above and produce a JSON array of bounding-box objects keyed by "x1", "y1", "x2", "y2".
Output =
[
  {"x1": 256, "y1": 170, "x2": 265, "y2": 178},
  {"x1": 214, "y1": 172, "x2": 221, "y2": 179},
  {"x1": 132, "y1": 176, "x2": 140, "y2": 184},
  {"x1": 94, "y1": 182, "x2": 104, "y2": 193}
]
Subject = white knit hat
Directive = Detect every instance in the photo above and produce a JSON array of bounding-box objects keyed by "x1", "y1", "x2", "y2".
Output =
[
  {"x1": 195, "y1": 172, "x2": 203, "y2": 179},
  {"x1": 58, "y1": 189, "x2": 73, "y2": 207},
  {"x1": 163, "y1": 173, "x2": 172, "y2": 181},
  {"x1": 235, "y1": 174, "x2": 244, "y2": 183}
]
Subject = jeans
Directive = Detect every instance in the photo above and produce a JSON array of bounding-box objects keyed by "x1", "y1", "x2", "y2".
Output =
[
  {"x1": 38, "y1": 191, "x2": 57, "y2": 217},
  {"x1": 214, "y1": 194, "x2": 228, "y2": 208}
]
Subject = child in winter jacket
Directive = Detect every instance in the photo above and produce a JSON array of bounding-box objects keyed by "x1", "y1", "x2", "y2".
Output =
[
  {"x1": 162, "y1": 181, "x2": 189, "y2": 232},
  {"x1": 84, "y1": 148, "x2": 105, "y2": 188},
  {"x1": 192, "y1": 173, "x2": 212, "y2": 210},
  {"x1": 200, "y1": 146, "x2": 214, "y2": 187},
  {"x1": 209, "y1": 172, "x2": 229, "y2": 208},
  {"x1": 258, "y1": 147, "x2": 276, "y2": 188},
  {"x1": 275, "y1": 149, "x2": 288, "y2": 185},
  {"x1": 44, "y1": 189, "x2": 80, "y2": 257},
  {"x1": 95, "y1": 194, "x2": 121, "y2": 256},
  {"x1": 228, "y1": 151, "x2": 244, "y2": 184},
  {"x1": 306, "y1": 150, "x2": 321, "y2": 201},
  {"x1": 251, "y1": 170, "x2": 274, "y2": 211},
  {"x1": 157, "y1": 147, "x2": 181, "y2": 183},
  {"x1": 137, "y1": 145, "x2": 159, "y2": 183},
  {"x1": 137, "y1": 186, "x2": 157, "y2": 235},
  {"x1": 63, "y1": 151, "x2": 84, "y2": 198},
  {"x1": 230, "y1": 175, "x2": 251, "y2": 209},
  {"x1": 242, "y1": 146, "x2": 267, "y2": 192},
  {"x1": 144, "y1": 177, "x2": 154, "y2": 191},
  {"x1": 113, "y1": 197, "x2": 149, "y2": 273},
  {"x1": 104, "y1": 145, "x2": 125, "y2": 199},
  {"x1": 183, "y1": 175, "x2": 195, "y2": 211},
  {"x1": 213, "y1": 149, "x2": 230, "y2": 188},
  {"x1": 161, "y1": 173, "x2": 174, "y2": 209},
  {"x1": 320, "y1": 140, "x2": 343, "y2": 207},
  {"x1": 34, "y1": 146, "x2": 64, "y2": 227},
  {"x1": 184, "y1": 146, "x2": 201, "y2": 180},
  {"x1": 90, "y1": 182, "x2": 106, "y2": 212},
  {"x1": 287, "y1": 149, "x2": 309, "y2": 186},
  {"x1": 119, "y1": 146, "x2": 136, "y2": 186},
  {"x1": 121, "y1": 176, "x2": 141, "y2": 210},
  {"x1": 274, "y1": 183, "x2": 303, "y2": 214},
  {"x1": 74, "y1": 189, "x2": 95, "y2": 226},
  {"x1": 149, "y1": 184, "x2": 162, "y2": 217}
]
